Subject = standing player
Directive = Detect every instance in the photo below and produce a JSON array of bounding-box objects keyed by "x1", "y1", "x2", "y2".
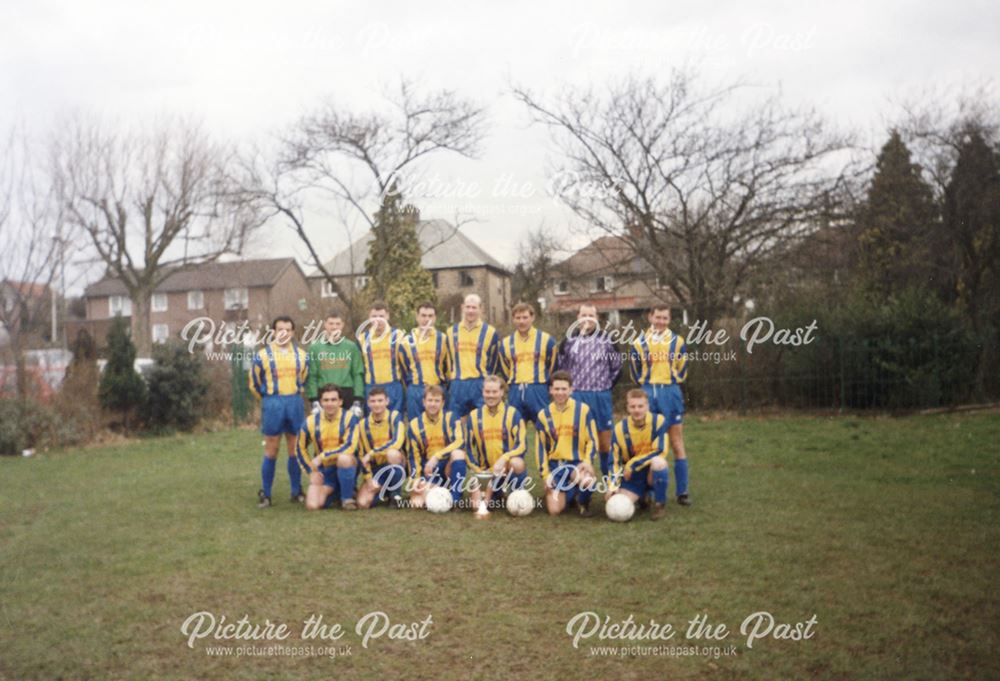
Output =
[
  {"x1": 358, "y1": 301, "x2": 406, "y2": 416},
  {"x1": 296, "y1": 384, "x2": 361, "y2": 510},
  {"x1": 305, "y1": 311, "x2": 364, "y2": 414},
  {"x1": 606, "y1": 389, "x2": 670, "y2": 520},
  {"x1": 467, "y1": 375, "x2": 528, "y2": 509},
  {"x1": 629, "y1": 305, "x2": 691, "y2": 506},
  {"x1": 557, "y1": 303, "x2": 622, "y2": 484},
  {"x1": 535, "y1": 370, "x2": 599, "y2": 517},
  {"x1": 445, "y1": 294, "x2": 498, "y2": 420},
  {"x1": 407, "y1": 385, "x2": 470, "y2": 509},
  {"x1": 399, "y1": 301, "x2": 450, "y2": 419},
  {"x1": 498, "y1": 302, "x2": 557, "y2": 425},
  {"x1": 249, "y1": 315, "x2": 310, "y2": 508},
  {"x1": 356, "y1": 387, "x2": 408, "y2": 509}
]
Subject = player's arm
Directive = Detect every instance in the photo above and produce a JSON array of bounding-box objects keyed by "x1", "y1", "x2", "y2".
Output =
[
  {"x1": 298, "y1": 347, "x2": 309, "y2": 394},
  {"x1": 296, "y1": 423, "x2": 316, "y2": 473},
  {"x1": 627, "y1": 342, "x2": 642, "y2": 384},
  {"x1": 431, "y1": 413, "x2": 464, "y2": 459},
  {"x1": 498, "y1": 411, "x2": 526, "y2": 466},
  {"x1": 319, "y1": 416, "x2": 359, "y2": 466},
  {"x1": 608, "y1": 338, "x2": 624, "y2": 387},
  {"x1": 581, "y1": 408, "x2": 598, "y2": 465},
  {"x1": 303, "y1": 343, "x2": 317, "y2": 399},
  {"x1": 248, "y1": 352, "x2": 264, "y2": 398},
  {"x1": 438, "y1": 335, "x2": 451, "y2": 384},
  {"x1": 496, "y1": 340, "x2": 512, "y2": 384},
  {"x1": 407, "y1": 419, "x2": 422, "y2": 477},
  {"x1": 348, "y1": 341, "x2": 364, "y2": 397},
  {"x1": 484, "y1": 327, "x2": 499, "y2": 375},
  {"x1": 609, "y1": 430, "x2": 624, "y2": 490},
  {"x1": 536, "y1": 413, "x2": 552, "y2": 480},
  {"x1": 545, "y1": 334, "x2": 558, "y2": 377},
  {"x1": 672, "y1": 339, "x2": 689, "y2": 384}
]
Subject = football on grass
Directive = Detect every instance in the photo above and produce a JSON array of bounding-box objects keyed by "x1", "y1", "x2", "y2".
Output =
[
  {"x1": 605, "y1": 494, "x2": 636, "y2": 522},
  {"x1": 506, "y1": 489, "x2": 535, "y2": 517},
  {"x1": 425, "y1": 487, "x2": 453, "y2": 514}
]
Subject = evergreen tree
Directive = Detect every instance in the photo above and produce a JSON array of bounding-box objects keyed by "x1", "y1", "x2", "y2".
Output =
[
  {"x1": 364, "y1": 182, "x2": 436, "y2": 329},
  {"x1": 99, "y1": 316, "x2": 147, "y2": 431},
  {"x1": 856, "y1": 130, "x2": 939, "y2": 295},
  {"x1": 146, "y1": 342, "x2": 209, "y2": 431}
]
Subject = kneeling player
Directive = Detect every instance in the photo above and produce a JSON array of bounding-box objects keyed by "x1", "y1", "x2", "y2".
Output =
[
  {"x1": 297, "y1": 384, "x2": 360, "y2": 510},
  {"x1": 606, "y1": 389, "x2": 670, "y2": 521},
  {"x1": 468, "y1": 375, "x2": 528, "y2": 509},
  {"x1": 407, "y1": 385, "x2": 469, "y2": 509},
  {"x1": 536, "y1": 370, "x2": 599, "y2": 517},
  {"x1": 356, "y1": 387, "x2": 408, "y2": 509}
]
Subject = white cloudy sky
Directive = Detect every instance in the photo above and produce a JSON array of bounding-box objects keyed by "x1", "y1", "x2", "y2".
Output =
[{"x1": 2, "y1": 0, "x2": 997, "y2": 284}]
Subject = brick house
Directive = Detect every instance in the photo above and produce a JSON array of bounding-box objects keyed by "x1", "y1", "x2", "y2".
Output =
[
  {"x1": 311, "y1": 219, "x2": 512, "y2": 325},
  {"x1": 73, "y1": 258, "x2": 313, "y2": 350},
  {"x1": 543, "y1": 235, "x2": 685, "y2": 327}
]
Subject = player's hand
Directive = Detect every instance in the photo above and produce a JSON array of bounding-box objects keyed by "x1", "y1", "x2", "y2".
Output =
[
  {"x1": 351, "y1": 401, "x2": 363, "y2": 418},
  {"x1": 544, "y1": 474, "x2": 555, "y2": 490},
  {"x1": 309, "y1": 471, "x2": 324, "y2": 485},
  {"x1": 312, "y1": 455, "x2": 324, "y2": 469},
  {"x1": 424, "y1": 458, "x2": 439, "y2": 477},
  {"x1": 492, "y1": 460, "x2": 506, "y2": 476},
  {"x1": 311, "y1": 401, "x2": 320, "y2": 413},
  {"x1": 623, "y1": 468, "x2": 632, "y2": 481}
]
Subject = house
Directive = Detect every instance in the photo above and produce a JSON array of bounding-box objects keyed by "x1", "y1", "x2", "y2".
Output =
[
  {"x1": 71, "y1": 258, "x2": 313, "y2": 349},
  {"x1": 543, "y1": 236, "x2": 685, "y2": 327},
  {"x1": 311, "y1": 219, "x2": 512, "y2": 324}
]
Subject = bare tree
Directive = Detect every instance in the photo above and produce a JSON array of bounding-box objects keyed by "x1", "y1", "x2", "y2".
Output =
[
  {"x1": 237, "y1": 79, "x2": 486, "y2": 324},
  {"x1": 511, "y1": 224, "x2": 563, "y2": 310},
  {"x1": 0, "y1": 128, "x2": 75, "y2": 399},
  {"x1": 54, "y1": 117, "x2": 262, "y2": 355},
  {"x1": 513, "y1": 69, "x2": 856, "y2": 325}
]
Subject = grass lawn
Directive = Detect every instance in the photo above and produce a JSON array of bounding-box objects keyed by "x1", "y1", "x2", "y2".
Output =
[{"x1": 1, "y1": 412, "x2": 998, "y2": 680}]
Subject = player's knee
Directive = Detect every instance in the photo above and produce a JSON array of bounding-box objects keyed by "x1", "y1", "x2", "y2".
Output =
[
  {"x1": 451, "y1": 450, "x2": 466, "y2": 462},
  {"x1": 386, "y1": 449, "x2": 403, "y2": 464},
  {"x1": 650, "y1": 457, "x2": 667, "y2": 470},
  {"x1": 510, "y1": 457, "x2": 526, "y2": 473},
  {"x1": 336, "y1": 453, "x2": 354, "y2": 468}
]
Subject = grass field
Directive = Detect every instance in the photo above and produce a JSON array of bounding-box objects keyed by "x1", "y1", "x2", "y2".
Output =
[{"x1": 1, "y1": 412, "x2": 998, "y2": 680}]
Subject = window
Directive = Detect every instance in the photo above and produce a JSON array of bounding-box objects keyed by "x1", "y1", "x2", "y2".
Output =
[
  {"x1": 431, "y1": 272, "x2": 439, "y2": 288},
  {"x1": 354, "y1": 276, "x2": 369, "y2": 291},
  {"x1": 554, "y1": 280, "x2": 569, "y2": 296},
  {"x1": 592, "y1": 276, "x2": 614, "y2": 293},
  {"x1": 224, "y1": 287, "x2": 249, "y2": 310},
  {"x1": 187, "y1": 290, "x2": 204, "y2": 310},
  {"x1": 459, "y1": 271, "x2": 474, "y2": 287},
  {"x1": 151, "y1": 293, "x2": 168, "y2": 312},
  {"x1": 109, "y1": 295, "x2": 132, "y2": 317},
  {"x1": 320, "y1": 280, "x2": 338, "y2": 298},
  {"x1": 152, "y1": 324, "x2": 169, "y2": 344},
  {"x1": 655, "y1": 275, "x2": 667, "y2": 290}
]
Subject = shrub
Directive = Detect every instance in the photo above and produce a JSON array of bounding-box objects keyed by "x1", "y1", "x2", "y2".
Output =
[
  {"x1": 146, "y1": 342, "x2": 209, "y2": 431},
  {"x1": 99, "y1": 317, "x2": 147, "y2": 430}
]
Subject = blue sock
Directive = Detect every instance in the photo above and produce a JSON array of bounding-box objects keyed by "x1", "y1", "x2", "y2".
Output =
[
  {"x1": 513, "y1": 470, "x2": 527, "y2": 490},
  {"x1": 287, "y1": 456, "x2": 302, "y2": 497},
  {"x1": 653, "y1": 468, "x2": 669, "y2": 504},
  {"x1": 449, "y1": 459, "x2": 468, "y2": 503},
  {"x1": 600, "y1": 452, "x2": 610, "y2": 478},
  {"x1": 384, "y1": 465, "x2": 404, "y2": 496},
  {"x1": 675, "y1": 458, "x2": 689, "y2": 497},
  {"x1": 336, "y1": 466, "x2": 357, "y2": 501},
  {"x1": 261, "y1": 456, "x2": 276, "y2": 497},
  {"x1": 577, "y1": 487, "x2": 593, "y2": 507}
]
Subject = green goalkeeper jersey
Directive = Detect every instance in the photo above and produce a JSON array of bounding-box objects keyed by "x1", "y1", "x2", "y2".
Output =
[{"x1": 304, "y1": 338, "x2": 365, "y2": 400}]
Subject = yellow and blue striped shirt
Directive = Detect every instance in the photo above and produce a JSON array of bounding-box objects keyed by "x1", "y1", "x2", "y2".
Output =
[
  {"x1": 467, "y1": 403, "x2": 526, "y2": 471},
  {"x1": 611, "y1": 413, "x2": 668, "y2": 487},
  {"x1": 446, "y1": 319, "x2": 498, "y2": 381},
  {"x1": 629, "y1": 329, "x2": 688, "y2": 385},
  {"x1": 359, "y1": 327, "x2": 405, "y2": 386},
  {"x1": 535, "y1": 398, "x2": 598, "y2": 478},
  {"x1": 296, "y1": 409, "x2": 359, "y2": 471},
  {"x1": 358, "y1": 409, "x2": 407, "y2": 468},
  {"x1": 399, "y1": 328, "x2": 450, "y2": 386},
  {"x1": 407, "y1": 411, "x2": 464, "y2": 475},
  {"x1": 498, "y1": 327, "x2": 558, "y2": 385},
  {"x1": 250, "y1": 343, "x2": 309, "y2": 397}
]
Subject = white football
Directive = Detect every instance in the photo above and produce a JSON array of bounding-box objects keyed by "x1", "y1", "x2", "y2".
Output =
[
  {"x1": 425, "y1": 487, "x2": 453, "y2": 514},
  {"x1": 605, "y1": 494, "x2": 636, "y2": 522},
  {"x1": 506, "y1": 489, "x2": 535, "y2": 517}
]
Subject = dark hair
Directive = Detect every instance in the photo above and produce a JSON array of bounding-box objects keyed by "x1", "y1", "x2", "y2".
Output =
[
  {"x1": 549, "y1": 370, "x2": 573, "y2": 387},
  {"x1": 318, "y1": 384, "x2": 342, "y2": 401},
  {"x1": 271, "y1": 315, "x2": 295, "y2": 330},
  {"x1": 512, "y1": 302, "x2": 535, "y2": 316},
  {"x1": 417, "y1": 301, "x2": 437, "y2": 313},
  {"x1": 370, "y1": 300, "x2": 389, "y2": 313},
  {"x1": 367, "y1": 387, "x2": 387, "y2": 399},
  {"x1": 648, "y1": 305, "x2": 670, "y2": 314},
  {"x1": 326, "y1": 311, "x2": 343, "y2": 321}
]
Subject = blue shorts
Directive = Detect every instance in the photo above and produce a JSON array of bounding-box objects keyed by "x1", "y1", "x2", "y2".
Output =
[
  {"x1": 548, "y1": 461, "x2": 585, "y2": 504},
  {"x1": 420, "y1": 457, "x2": 450, "y2": 485},
  {"x1": 508, "y1": 383, "x2": 549, "y2": 424},
  {"x1": 319, "y1": 465, "x2": 339, "y2": 489},
  {"x1": 619, "y1": 471, "x2": 652, "y2": 498},
  {"x1": 261, "y1": 394, "x2": 305, "y2": 436},
  {"x1": 448, "y1": 378, "x2": 483, "y2": 418},
  {"x1": 574, "y1": 390, "x2": 614, "y2": 431},
  {"x1": 406, "y1": 384, "x2": 447, "y2": 419},
  {"x1": 642, "y1": 384, "x2": 684, "y2": 425},
  {"x1": 366, "y1": 381, "x2": 405, "y2": 417},
  {"x1": 368, "y1": 462, "x2": 407, "y2": 505}
]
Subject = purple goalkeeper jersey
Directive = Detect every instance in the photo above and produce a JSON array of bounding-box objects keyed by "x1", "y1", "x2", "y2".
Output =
[{"x1": 557, "y1": 332, "x2": 623, "y2": 392}]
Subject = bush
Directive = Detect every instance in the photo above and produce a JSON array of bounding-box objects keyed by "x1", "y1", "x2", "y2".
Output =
[
  {"x1": 0, "y1": 399, "x2": 86, "y2": 455},
  {"x1": 99, "y1": 317, "x2": 147, "y2": 430},
  {"x1": 146, "y1": 342, "x2": 209, "y2": 431}
]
